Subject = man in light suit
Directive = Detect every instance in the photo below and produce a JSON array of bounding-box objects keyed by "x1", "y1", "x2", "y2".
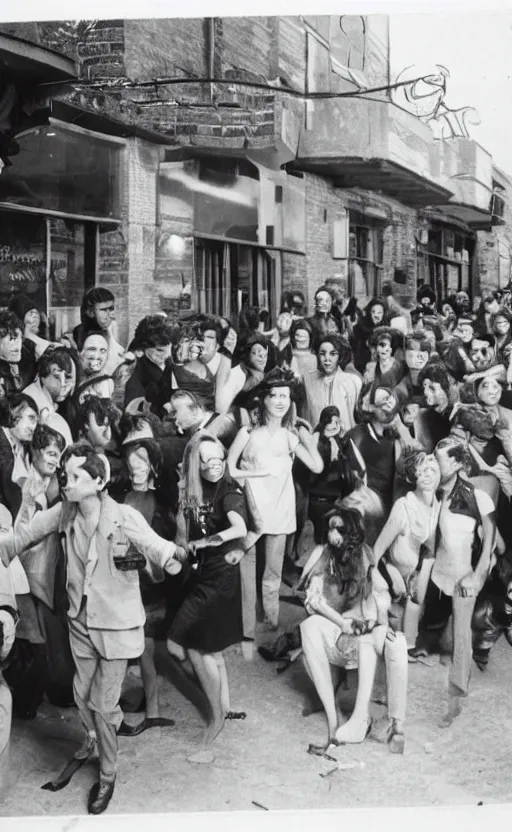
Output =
[{"x1": 0, "y1": 440, "x2": 186, "y2": 815}]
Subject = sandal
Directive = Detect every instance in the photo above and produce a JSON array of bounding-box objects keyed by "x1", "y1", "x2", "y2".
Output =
[{"x1": 225, "y1": 711, "x2": 246, "y2": 720}]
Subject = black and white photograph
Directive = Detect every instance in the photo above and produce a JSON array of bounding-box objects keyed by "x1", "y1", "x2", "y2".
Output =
[{"x1": 0, "y1": 1, "x2": 512, "y2": 823}]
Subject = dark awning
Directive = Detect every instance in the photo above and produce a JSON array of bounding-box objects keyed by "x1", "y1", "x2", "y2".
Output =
[
  {"x1": 0, "y1": 32, "x2": 76, "y2": 83},
  {"x1": 50, "y1": 100, "x2": 174, "y2": 146},
  {"x1": 287, "y1": 157, "x2": 454, "y2": 209}
]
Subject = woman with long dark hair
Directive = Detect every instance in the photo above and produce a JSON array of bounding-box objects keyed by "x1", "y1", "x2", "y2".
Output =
[
  {"x1": 300, "y1": 506, "x2": 407, "y2": 754},
  {"x1": 307, "y1": 406, "x2": 362, "y2": 544}
]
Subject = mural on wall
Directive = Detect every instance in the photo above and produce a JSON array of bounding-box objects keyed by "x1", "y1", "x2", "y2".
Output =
[{"x1": 391, "y1": 64, "x2": 481, "y2": 140}]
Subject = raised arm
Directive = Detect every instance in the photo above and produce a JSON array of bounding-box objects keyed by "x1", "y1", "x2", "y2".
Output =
[
  {"x1": 0, "y1": 503, "x2": 62, "y2": 567},
  {"x1": 294, "y1": 426, "x2": 324, "y2": 474}
]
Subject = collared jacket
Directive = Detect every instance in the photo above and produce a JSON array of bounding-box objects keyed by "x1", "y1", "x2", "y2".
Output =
[{"x1": 1, "y1": 492, "x2": 181, "y2": 633}]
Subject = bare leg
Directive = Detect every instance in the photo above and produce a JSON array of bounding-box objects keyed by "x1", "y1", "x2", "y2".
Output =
[
  {"x1": 334, "y1": 634, "x2": 379, "y2": 744},
  {"x1": 188, "y1": 649, "x2": 225, "y2": 750},
  {"x1": 215, "y1": 654, "x2": 231, "y2": 714},
  {"x1": 300, "y1": 617, "x2": 338, "y2": 742}
]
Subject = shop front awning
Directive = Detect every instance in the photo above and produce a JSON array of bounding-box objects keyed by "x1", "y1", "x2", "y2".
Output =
[
  {"x1": 287, "y1": 157, "x2": 453, "y2": 209},
  {"x1": 0, "y1": 33, "x2": 76, "y2": 83},
  {"x1": 438, "y1": 202, "x2": 495, "y2": 231}
]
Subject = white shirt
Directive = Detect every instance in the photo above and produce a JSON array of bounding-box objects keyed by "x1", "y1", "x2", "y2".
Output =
[{"x1": 431, "y1": 486, "x2": 493, "y2": 596}]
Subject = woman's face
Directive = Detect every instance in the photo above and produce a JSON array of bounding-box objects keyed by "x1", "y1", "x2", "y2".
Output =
[
  {"x1": 370, "y1": 304, "x2": 385, "y2": 326},
  {"x1": 477, "y1": 376, "x2": 503, "y2": 407},
  {"x1": 24, "y1": 309, "x2": 41, "y2": 334},
  {"x1": 442, "y1": 303, "x2": 455, "y2": 319},
  {"x1": 318, "y1": 342, "x2": 339, "y2": 375},
  {"x1": 248, "y1": 343, "x2": 268, "y2": 372},
  {"x1": 264, "y1": 386, "x2": 291, "y2": 421},
  {"x1": 494, "y1": 315, "x2": 510, "y2": 337},
  {"x1": 402, "y1": 403, "x2": 420, "y2": 427},
  {"x1": 323, "y1": 415, "x2": 342, "y2": 438},
  {"x1": 293, "y1": 328, "x2": 311, "y2": 350},
  {"x1": 315, "y1": 291, "x2": 332, "y2": 315},
  {"x1": 127, "y1": 447, "x2": 151, "y2": 486},
  {"x1": 199, "y1": 442, "x2": 226, "y2": 483},
  {"x1": 414, "y1": 455, "x2": 440, "y2": 492},
  {"x1": 376, "y1": 336, "x2": 392, "y2": 362}
]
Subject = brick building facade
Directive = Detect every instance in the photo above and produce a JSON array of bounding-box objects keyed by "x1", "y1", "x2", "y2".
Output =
[{"x1": 0, "y1": 15, "x2": 510, "y2": 344}]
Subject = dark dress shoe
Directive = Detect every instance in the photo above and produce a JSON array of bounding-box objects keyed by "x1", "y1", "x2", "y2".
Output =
[
  {"x1": 118, "y1": 717, "x2": 175, "y2": 736},
  {"x1": 88, "y1": 779, "x2": 115, "y2": 815},
  {"x1": 407, "y1": 646, "x2": 429, "y2": 659}
]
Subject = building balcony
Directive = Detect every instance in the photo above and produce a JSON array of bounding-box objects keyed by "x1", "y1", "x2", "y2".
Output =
[
  {"x1": 436, "y1": 138, "x2": 494, "y2": 230},
  {"x1": 290, "y1": 97, "x2": 453, "y2": 208}
]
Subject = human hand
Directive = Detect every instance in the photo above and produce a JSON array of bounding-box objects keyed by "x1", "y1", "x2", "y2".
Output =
[
  {"x1": 187, "y1": 540, "x2": 202, "y2": 556},
  {"x1": 225, "y1": 549, "x2": 244, "y2": 565},
  {"x1": 305, "y1": 591, "x2": 325, "y2": 615},
  {"x1": 0, "y1": 610, "x2": 15, "y2": 661},
  {"x1": 174, "y1": 545, "x2": 188, "y2": 563},
  {"x1": 223, "y1": 328, "x2": 238, "y2": 355},
  {"x1": 458, "y1": 571, "x2": 478, "y2": 598}
]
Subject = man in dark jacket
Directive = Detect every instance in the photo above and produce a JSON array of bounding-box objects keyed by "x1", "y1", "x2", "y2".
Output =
[{"x1": 124, "y1": 315, "x2": 174, "y2": 412}]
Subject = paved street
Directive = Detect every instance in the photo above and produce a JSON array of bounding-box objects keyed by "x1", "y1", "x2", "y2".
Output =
[{"x1": 2, "y1": 560, "x2": 512, "y2": 818}]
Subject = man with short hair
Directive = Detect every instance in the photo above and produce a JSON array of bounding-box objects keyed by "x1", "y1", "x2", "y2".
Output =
[
  {"x1": 0, "y1": 310, "x2": 34, "y2": 397},
  {"x1": 195, "y1": 317, "x2": 223, "y2": 376},
  {"x1": 414, "y1": 362, "x2": 455, "y2": 453},
  {"x1": 168, "y1": 390, "x2": 237, "y2": 447},
  {"x1": 24, "y1": 349, "x2": 74, "y2": 446},
  {"x1": 410, "y1": 437, "x2": 495, "y2": 727},
  {"x1": 0, "y1": 393, "x2": 39, "y2": 520},
  {"x1": 124, "y1": 315, "x2": 174, "y2": 410},
  {"x1": 0, "y1": 441, "x2": 187, "y2": 814},
  {"x1": 76, "y1": 398, "x2": 129, "y2": 503}
]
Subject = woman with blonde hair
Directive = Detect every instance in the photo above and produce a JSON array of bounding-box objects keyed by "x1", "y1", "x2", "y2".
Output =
[{"x1": 166, "y1": 431, "x2": 247, "y2": 763}]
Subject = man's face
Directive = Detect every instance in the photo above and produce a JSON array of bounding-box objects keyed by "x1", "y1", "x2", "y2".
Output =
[
  {"x1": 454, "y1": 321, "x2": 474, "y2": 344},
  {"x1": 200, "y1": 329, "x2": 218, "y2": 364},
  {"x1": 294, "y1": 328, "x2": 311, "y2": 350},
  {"x1": 435, "y1": 444, "x2": 461, "y2": 483},
  {"x1": 405, "y1": 342, "x2": 429, "y2": 371},
  {"x1": 33, "y1": 441, "x2": 62, "y2": 478},
  {"x1": 373, "y1": 388, "x2": 398, "y2": 424},
  {"x1": 376, "y1": 336, "x2": 392, "y2": 363},
  {"x1": 494, "y1": 315, "x2": 510, "y2": 337},
  {"x1": 170, "y1": 397, "x2": 200, "y2": 433},
  {"x1": 315, "y1": 291, "x2": 332, "y2": 315},
  {"x1": 61, "y1": 455, "x2": 103, "y2": 502},
  {"x1": 93, "y1": 301, "x2": 115, "y2": 331},
  {"x1": 81, "y1": 335, "x2": 108, "y2": 375},
  {"x1": 470, "y1": 338, "x2": 495, "y2": 371},
  {"x1": 370, "y1": 304, "x2": 385, "y2": 326},
  {"x1": 41, "y1": 364, "x2": 67, "y2": 403},
  {"x1": 477, "y1": 376, "x2": 502, "y2": 408},
  {"x1": 11, "y1": 406, "x2": 38, "y2": 443},
  {"x1": 85, "y1": 412, "x2": 111, "y2": 449},
  {"x1": 423, "y1": 378, "x2": 447, "y2": 410},
  {"x1": 0, "y1": 329, "x2": 22, "y2": 364},
  {"x1": 145, "y1": 344, "x2": 171, "y2": 367}
]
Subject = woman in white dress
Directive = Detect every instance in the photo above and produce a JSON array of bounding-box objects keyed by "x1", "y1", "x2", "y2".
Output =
[
  {"x1": 372, "y1": 450, "x2": 441, "y2": 646},
  {"x1": 228, "y1": 368, "x2": 323, "y2": 630}
]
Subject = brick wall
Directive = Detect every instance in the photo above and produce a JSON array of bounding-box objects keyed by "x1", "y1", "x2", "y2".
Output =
[{"x1": 283, "y1": 173, "x2": 419, "y2": 312}]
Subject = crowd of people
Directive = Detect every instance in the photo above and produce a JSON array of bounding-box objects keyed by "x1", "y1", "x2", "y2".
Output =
[{"x1": 1, "y1": 280, "x2": 512, "y2": 814}]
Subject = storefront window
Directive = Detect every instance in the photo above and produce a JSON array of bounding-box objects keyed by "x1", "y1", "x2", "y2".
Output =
[
  {"x1": 195, "y1": 239, "x2": 281, "y2": 323},
  {"x1": 417, "y1": 224, "x2": 474, "y2": 300},
  {"x1": 0, "y1": 209, "x2": 96, "y2": 338},
  {"x1": 0, "y1": 124, "x2": 121, "y2": 219}
]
